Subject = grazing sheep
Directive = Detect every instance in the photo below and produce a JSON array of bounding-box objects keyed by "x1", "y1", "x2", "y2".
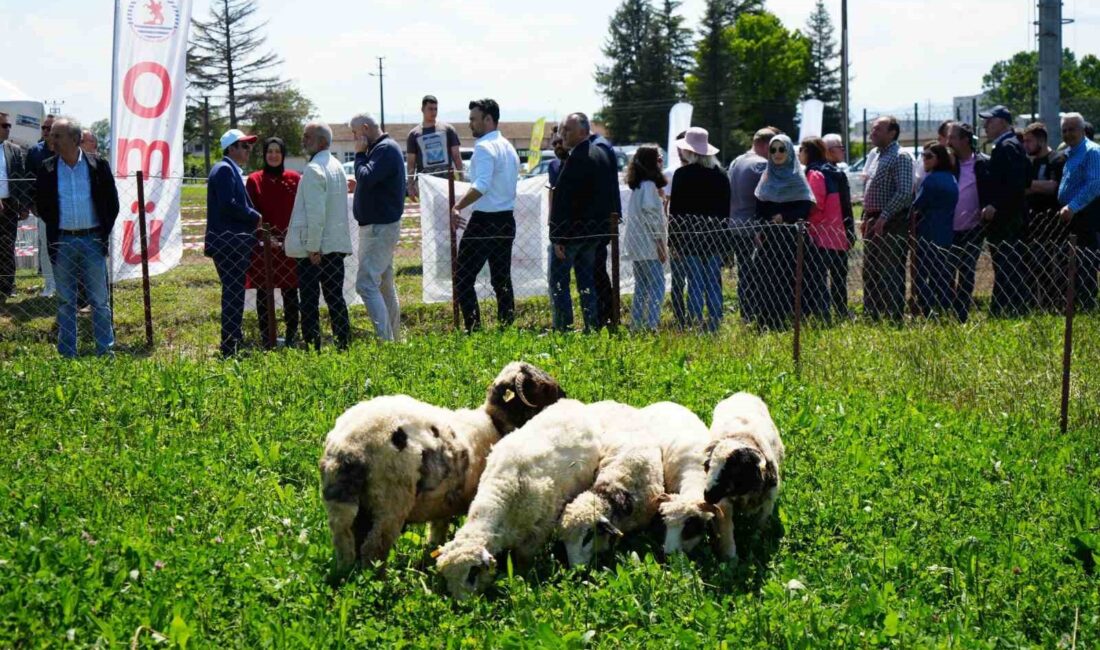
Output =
[
  {"x1": 644, "y1": 402, "x2": 721, "y2": 556},
  {"x1": 558, "y1": 404, "x2": 666, "y2": 566},
  {"x1": 319, "y1": 362, "x2": 564, "y2": 574},
  {"x1": 434, "y1": 399, "x2": 603, "y2": 599},
  {"x1": 703, "y1": 392, "x2": 784, "y2": 561}
]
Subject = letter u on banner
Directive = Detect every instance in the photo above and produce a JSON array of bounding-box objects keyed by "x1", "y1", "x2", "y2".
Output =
[{"x1": 109, "y1": 0, "x2": 193, "y2": 282}]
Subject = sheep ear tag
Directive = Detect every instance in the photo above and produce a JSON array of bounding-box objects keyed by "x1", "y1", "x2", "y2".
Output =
[
  {"x1": 503, "y1": 389, "x2": 515, "y2": 403},
  {"x1": 430, "y1": 548, "x2": 443, "y2": 559}
]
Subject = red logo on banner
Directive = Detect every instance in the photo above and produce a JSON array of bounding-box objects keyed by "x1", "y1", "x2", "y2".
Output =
[{"x1": 127, "y1": 0, "x2": 180, "y2": 42}]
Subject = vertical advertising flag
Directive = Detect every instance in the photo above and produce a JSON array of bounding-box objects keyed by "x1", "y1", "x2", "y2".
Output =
[
  {"x1": 109, "y1": 0, "x2": 192, "y2": 281},
  {"x1": 526, "y1": 118, "x2": 546, "y2": 173}
]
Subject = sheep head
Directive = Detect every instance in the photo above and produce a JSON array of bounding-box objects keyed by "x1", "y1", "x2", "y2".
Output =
[
  {"x1": 703, "y1": 439, "x2": 771, "y2": 505},
  {"x1": 558, "y1": 492, "x2": 623, "y2": 567},
  {"x1": 658, "y1": 494, "x2": 718, "y2": 555},
  {"x1": 433, "y1": 542, "x2": 497, "y2": 600},
  {"x1": 484, "y1": 362, "x2": 565, "y2": 434}
]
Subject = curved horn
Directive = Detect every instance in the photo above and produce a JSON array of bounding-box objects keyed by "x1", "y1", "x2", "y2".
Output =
[
  {"x1": 514, "y1": 374, "x2": 537, "y2": 408},
  {"x1": 597, "y1": 517, "x2": 624, "y2": 538},
  {"x1": 479, "y1": 547, "x2": 494, "y2": 567},
  {"x1": 698, "y1": 502, "x2": 723, "y2": 517}
]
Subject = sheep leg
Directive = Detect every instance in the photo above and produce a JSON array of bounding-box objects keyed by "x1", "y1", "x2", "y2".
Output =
[
  {"x1": 427, "y1": 519, "x2": 451, "y2": 548},
  {"x1": 325, "y1": 501, "x2": 360, "y2": 573},
  {"x1": 713, "y1": 502, "x2": 738, "y2": 562}
]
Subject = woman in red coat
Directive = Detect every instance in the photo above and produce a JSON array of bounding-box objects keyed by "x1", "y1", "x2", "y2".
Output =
[{"x1": 246, "y1": 137, "x2": 301, "y2": 348}]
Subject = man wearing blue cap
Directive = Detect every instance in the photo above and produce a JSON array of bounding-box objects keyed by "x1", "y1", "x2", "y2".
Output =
[
  {"x1": 979, "y1": 105, "x2": 1031, "y2": 317},
  {"x1": 206, "y1": 128, "x2": 261, "y2": 357}
]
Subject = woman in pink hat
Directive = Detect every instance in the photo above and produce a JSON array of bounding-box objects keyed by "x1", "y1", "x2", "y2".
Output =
[{"x1": 668, "y1": 127, "x2": 730, "y2": 332}]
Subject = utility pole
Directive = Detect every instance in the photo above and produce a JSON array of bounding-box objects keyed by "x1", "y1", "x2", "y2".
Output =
[
  {"x1": 1037, "y1": 0, "x2": 1064, "y2": 146},
  {"x1": 46, "y1": 100, "x2": 65, "y2": 116},
  {"x1": 202, "y1": 96, "x2": 211, "y2": 176},
  {"x1": 840, "y1": 0, "x2": 850, "y2": 163},
  {"x1": 371, "y1": 57, "x2": 386, "y2": 131}
]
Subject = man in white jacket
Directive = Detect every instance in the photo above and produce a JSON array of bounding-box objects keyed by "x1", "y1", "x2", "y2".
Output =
[{"x1": 286, "y1": 122, "x2": 354, "y2": 350}]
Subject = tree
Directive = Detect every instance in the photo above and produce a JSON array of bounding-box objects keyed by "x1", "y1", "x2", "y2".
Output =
[
  {"x1": 188, "y1": 0, "x2": 282, "y2": 128},
  {"x1": 686, "y1": 0, "x2": 764, "y2": 158},
  {"x1": 803, "y1": 0, "x2": 842, "y2": 134},
  {"x1": 656, "y1": 0, "x2": 694, "y2": 96},
  {"x1": 90, "y1": 119, "x2": 111, "y2": 159},
  {"x1": 594, "y1": 0, "x2": 655, "y2": 143},
  {"x1": 246, "y1": 83, "x2": 316, "y2": 163},
  {"x1": 981, "y1": 49, "x2": 1100, "y2": 123},
  {"x1": 688, "y1": 10, "x2": 810, "y2": 155}
]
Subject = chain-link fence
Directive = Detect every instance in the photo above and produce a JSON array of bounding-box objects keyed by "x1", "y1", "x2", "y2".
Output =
[{"x1": 1, "y1": 171, "x2": 1096, "y2": 427}]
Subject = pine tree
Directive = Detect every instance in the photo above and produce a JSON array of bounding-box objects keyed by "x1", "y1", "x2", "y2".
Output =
[
  {"x1": 657, "y1": 0, "x2": 693, "y2": 97},
  {"x1": 187, "y1": 0, "x2": 282, "y2": 128},
  {"x1": 803, "y1": 0, "x2": 842, "y2": 134},
  {"x1": 594, "y1": 0, "x2": 655, "y2": 142}
]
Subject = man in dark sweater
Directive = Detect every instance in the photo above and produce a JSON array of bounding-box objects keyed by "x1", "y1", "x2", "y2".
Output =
[{"x1": 548, "y1": 112, "x2": 616, "y2": 331}]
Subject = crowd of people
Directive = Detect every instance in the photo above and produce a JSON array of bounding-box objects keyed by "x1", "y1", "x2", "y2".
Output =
[{"x1": 2, "y1": 96, "x2": 1099, "y2": 357}]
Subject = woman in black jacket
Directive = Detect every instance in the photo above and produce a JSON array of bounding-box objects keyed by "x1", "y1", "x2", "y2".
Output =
[
  {"x1": 754, "y1": 134, "x2": 815, "y2": 329},
  {"x1": 668, "y1": 128, "x2": 730, "y2": 332}
]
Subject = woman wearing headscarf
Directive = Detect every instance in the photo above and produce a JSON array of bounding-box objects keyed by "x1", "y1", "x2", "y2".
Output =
[
  {"x1": 246, "y1": 137, "x2": 302, "y2": 348},
  {"x1": 668, "y1": 128, "x2": 730, "y2": 332},
  {"x1": 754, "y1": 133, "x2": 816, "y2": 329}
]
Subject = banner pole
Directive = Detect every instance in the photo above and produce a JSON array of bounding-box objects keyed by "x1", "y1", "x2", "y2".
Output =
[
  {"x1": 448, "y1": 169, "x2": 460, "y2": 331},
  {"x1": 135, "y1": 171, "x2": 154, "y2": 348}
]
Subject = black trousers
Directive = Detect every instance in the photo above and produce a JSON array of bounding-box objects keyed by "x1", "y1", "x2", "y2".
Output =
[
  {"x1": 989, "y1": 238, "x2": 1033, "y2": 318},
  {"x1": 950, "y1": 227, "x2": 985, "y2": 323},
  {"x1": 256, "y1": 286, "x2": 300, "y2": 349},
  {"x1": 455, "y1": 211, "x2": 515, "y2": 332},
  {"x1": 298, "y1": 254, "x2": 349, "y2": 349},
  {"x1": 594, "y1": 240, "x2": 613, "y2": 327},
  {"x1": 862, "y1": 216, "x2": 906, "y2": 322},
  {"x1": 0, "y1": 207, "x2": 16, "y2": 297}
]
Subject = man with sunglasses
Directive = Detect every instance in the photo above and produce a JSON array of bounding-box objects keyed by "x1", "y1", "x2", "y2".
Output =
[
  {"x1": 205, "y1": 128, "x2": 262, "y2": 357},
  {"x1": 0, "y1": 112, "x2": 29, "y2": 301}
]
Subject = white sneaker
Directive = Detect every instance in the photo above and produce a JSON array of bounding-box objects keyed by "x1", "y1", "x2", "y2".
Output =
[{"x1": 40, "y1": 286, "x2": 56, "y2": 298}]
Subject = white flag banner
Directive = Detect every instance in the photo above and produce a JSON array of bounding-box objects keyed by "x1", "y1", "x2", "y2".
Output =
[{"x1": 109, "y1": 0, "x2": 192, "y2": 282}]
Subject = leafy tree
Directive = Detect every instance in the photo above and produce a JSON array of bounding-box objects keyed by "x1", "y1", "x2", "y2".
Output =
[
  {"x1": 187, "y1": 0, "x2": 282, "y2": 128},
  {"x1": 89, "y1": 119, "x2": 111, "y2": 159},
  {"x1": 803, "y1": 0, "x2": 842, "y2": 134},
  {"x1": 981, "y1": 49, "x2": 1100, "y2": 124},
  {"x1": 247, "y1": 83, "x2": 317, "y2": 163}
]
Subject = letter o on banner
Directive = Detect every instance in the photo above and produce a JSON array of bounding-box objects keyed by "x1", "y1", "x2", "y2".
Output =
[{"x1": 123, "y1": 62, "x2": 172, "y2": 119}]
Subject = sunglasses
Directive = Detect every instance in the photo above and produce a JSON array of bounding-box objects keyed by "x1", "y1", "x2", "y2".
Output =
[
  {"x1": 770, "y1": 146, "x2": 788, "y2": 154},
  {"x1": 41, "y1": 125, "x2": 52, "y2": 131},
  {"x1": 921, "y1": 152, "x2": 935, "y2": 159}
]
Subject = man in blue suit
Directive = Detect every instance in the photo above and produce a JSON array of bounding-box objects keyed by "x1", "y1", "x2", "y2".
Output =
[{"x1": 206, "y1": 129, "x2": 261, "y2": 357}]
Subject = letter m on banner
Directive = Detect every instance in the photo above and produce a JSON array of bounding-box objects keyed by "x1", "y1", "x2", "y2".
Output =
[{"x1": 109, "y1": 0, "x2": 193, "y2": 282}]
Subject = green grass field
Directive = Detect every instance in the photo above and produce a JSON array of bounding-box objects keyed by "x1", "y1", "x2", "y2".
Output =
[{"x1": 2, "y1": 316, "x2": 1099, "y2": 647}]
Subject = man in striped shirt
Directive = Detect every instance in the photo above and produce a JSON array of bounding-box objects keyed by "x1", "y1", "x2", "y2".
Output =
[
  {"x1": 1058, "y1": 112, "x2": 1100, "y2": 311},
  {"x1": 860, "y1": 115, "x2": 913, "y2": 321}
]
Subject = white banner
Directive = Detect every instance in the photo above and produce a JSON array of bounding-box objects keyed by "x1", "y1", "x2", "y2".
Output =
[
  {"x1": 109, "y1": 0, "x2": 192, "y2": 282},
  {"x1": 666, "y1": 102, "x2": 693, "y2": 173}
]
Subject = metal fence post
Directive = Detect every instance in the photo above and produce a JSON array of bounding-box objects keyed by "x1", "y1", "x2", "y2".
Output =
[
  {"x1": 447, "y1": 168, "x2": 460, "y2": 331},
  {"x1": 261, "y1": 225, "x2": 277, "y2": 349},
  {"x1": 793, "y1": 222, "x2": 806, "y2": 368},
  {"x1": 913, "y1": 102, "x2": 920, "y2": 158},
  {"x1": 862, "y1": 108, "x2": 868, "y2": 161},
  {"x1": 609, "y1": 212, "x2": 621, "y2": 331},
  {"x1": 907, "y1": 210, "x2": 919, "y2": 318},
  {"x1": 135, "y1": 171, "x2": 154, "y2": 349},
  {"x1": 1061, "y1": 234, "x2": 1077, "y2": 434}
]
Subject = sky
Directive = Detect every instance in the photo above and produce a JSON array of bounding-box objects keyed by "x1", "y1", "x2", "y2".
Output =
[{"x1": 4, "y1": 0, "x2": 1100, "y2": 127}]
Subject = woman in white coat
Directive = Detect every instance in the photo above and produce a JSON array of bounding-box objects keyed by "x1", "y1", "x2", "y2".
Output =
[
  {"x1": 285, "y1": 122, "x2": 354, "y2": 350},
  {"x1": 623, "y1": 145, "x2": 669, "y2": 331}
]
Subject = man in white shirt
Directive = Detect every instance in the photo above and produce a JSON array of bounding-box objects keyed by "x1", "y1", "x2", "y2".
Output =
[
  {"x1": 0, "y1": 112, "x2": 29, "y2": 300},
  {"x1": 450, "y1": 98, "x2": 520, "y2": 331}
]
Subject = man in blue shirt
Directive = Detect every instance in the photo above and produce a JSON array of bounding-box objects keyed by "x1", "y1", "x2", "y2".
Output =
[
  {"x1": 1058, "y1": 112, "x2": 1100, "y2": 311},
  {"x1": 351, "y1": 113, "x2": 406, "y2": 341},
  {"x1": 205, "y1": 128, "x2": 261, "y2": 357},
  {"x1": 33, "y1": 118, "x2": 120, "y2": 357}
]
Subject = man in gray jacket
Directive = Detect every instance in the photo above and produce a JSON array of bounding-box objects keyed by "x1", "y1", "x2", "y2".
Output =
[
  {"x1": 286, "y1": 122, "x2": 353, "y2": 350},
  {"x1": 726, "y1": 127, "x2": 777, "y2": 322}
]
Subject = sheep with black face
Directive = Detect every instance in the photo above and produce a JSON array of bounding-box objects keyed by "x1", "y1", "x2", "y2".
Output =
[
  {"x1": 319, "y1": 362, "x2": 564, "y2": 574},
  {"x1": 702, "y1": 392, "x2": 784, "y2": 562}
]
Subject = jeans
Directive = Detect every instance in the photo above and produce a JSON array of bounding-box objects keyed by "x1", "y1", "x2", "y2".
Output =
[
  {"x1": 630, "y1": 259, "x2": 665, "y2": 331},
  {"x1": 914, "y1": 239, "x2": 952, "y2": 316},
  {"x1": 55, "y1": 234, "x2": 114, "y2": 357},
  {"x1": 455, "y1": 211, "x2": 515, "y2": 332},
  {"x1": 210, "y1": 239, "x2": 253, "y2": 357},
  {"x1": 728, "y1": 236, "x2": 758, "y2": 322},
  {"x1": 1074, "y1": 234, "x2": 1100, "y2": 313},
  {"x1": 685, "y1": 255, "x2": 722, "y2": 332},
  {"x1": 256, "y1": 287, "x2": 299, "y2": 348},
  {"x1": 298, "y1": 254, "x2": 349, "y2": 349},
  {"x1": 356, "y1": 222, "x2": 401, "y2": 341},
  {"x1": 550, "y1": 240, "x2": 599, "y2": 331},
  {"x1": 950, "y1": 228, "x2": 985, "y2": 323},
  {"x1": 989, "y1": 239, "x2": 1032, "y2": 318},
  {"x1": 670, "y1": 255, "x2": 688, "y2": 329}
]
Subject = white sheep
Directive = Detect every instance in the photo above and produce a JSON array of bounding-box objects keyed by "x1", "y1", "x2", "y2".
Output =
[
  {"x1": 702, "y1": 392, "x2": 784, "y2": 562},
  {"x1": 558, "y1": 402, "x2": 666, "y2": 566},
  {"x1": 433, "y1": 399, "x2": 603, "y2": 599},
  {"x1": 644, "y1": 402, "x2": 722, "y2": 556},
  {"x1": 318, "y1": 362, "x2": 564, "y2": 574}
]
